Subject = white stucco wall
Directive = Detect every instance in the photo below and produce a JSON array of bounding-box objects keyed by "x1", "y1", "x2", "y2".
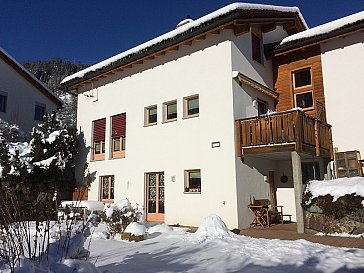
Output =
[
  {"x1": 321, "y1": 31, "x2": 364, "y2": 156},
  {"x1": 77, "y1": 30, "x2": 240, "y2": 228},
  {"x1": 0, "y1": 58, "x2": 58, "y2": 132}
]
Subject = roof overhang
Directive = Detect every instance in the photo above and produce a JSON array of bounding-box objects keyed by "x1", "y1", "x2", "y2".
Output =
[
  {"x1": 0, "y1": 49, "x2": 63, "y2": 108},
  {"x1": 61, "y1": 4, "x2": 307, "y2": 90},
  {"x1": 232, "y1": 71, "x2": 279, "y2": 100},
  {"x1": 274, "y1": 19, "x2": 364, "y2": 56}
]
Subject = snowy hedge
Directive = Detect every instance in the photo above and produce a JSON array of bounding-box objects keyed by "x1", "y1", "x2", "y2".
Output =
[{"x1": 303, "y1": 178, "x2": 364, "y2": 234}]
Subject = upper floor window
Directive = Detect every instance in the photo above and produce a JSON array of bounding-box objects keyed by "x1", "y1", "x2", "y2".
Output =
[
  {"x1": 184, "y1": 95, "x2": 199, "y2": 118},
  {"x1": 34, "y1": 103, "x2": 45, "y2": 121},
  {"x1": 295, "y1": 92, "x2": 313, "y2": 109},
  {"x1": 0, "y1": 93, "x2": 7, "y2": 113},
  {"x1": 292, "y1": 68, "x2": 314, "y2": 109},
  {"x1": 257, "y1": 99, "x2": 268, "y2": 116},
  {"x1": 100, "y1": 175, "x2": 114, "y2": 202},
  {"x1": 252, "y1": 33, "x2": 263, "y2": 64},
  {"x1": 93, "y1": 118, "x2": 106, "y2": 160},
  {"x1": 111, "y1": 113, "x2": 126, "y2": 158},
  {"x1": 145, "y1": 105, "x2": 157, "y2": 126},
  {"x1": 293, "y1": 68, "x2": 311, "y2": 89},
  {"x1": 163, "y1": 100, "x2": 177, "y2": 122}
]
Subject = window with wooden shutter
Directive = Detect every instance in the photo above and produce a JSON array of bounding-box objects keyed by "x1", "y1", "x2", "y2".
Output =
[
  {"x1": 252, "y1": 33, "x2": 263, "y2": 64},
  {"x1": 111, "y1": 113, "x2": 126, "y2": 158},
  {"x1": 93, "y1": 118, "x2": 106, "y2": 160}
]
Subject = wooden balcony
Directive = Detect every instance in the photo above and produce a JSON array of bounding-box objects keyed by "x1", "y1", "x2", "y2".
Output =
[{"x1": 236, "y1": 109, "x2": 333, "y2": 159}]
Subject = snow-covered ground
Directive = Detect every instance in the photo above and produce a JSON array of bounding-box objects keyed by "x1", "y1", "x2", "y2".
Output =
[{"x1": 88, "y1": 215, "x2": 364, "y2": 273}]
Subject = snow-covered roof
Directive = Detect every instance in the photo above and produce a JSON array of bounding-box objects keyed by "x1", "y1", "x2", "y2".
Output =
[
  {"x1": 61, "y1": 3, "x2": 307, "y2": 87},
  {"x1": 279, "y1": 11, "x2": 364, "y2": 48},
  {"x1": 0, "y1": 47, "x2": 63, "y2": 107}
]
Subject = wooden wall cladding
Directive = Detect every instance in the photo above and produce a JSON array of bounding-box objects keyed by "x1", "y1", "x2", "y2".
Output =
[{"x1": 273, "y1": 45, "x2": 326, "y2": 120}]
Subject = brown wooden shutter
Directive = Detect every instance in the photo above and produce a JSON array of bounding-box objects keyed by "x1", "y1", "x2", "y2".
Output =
[
  {"x1": 111, "y1": 113, "x2": 126, "y2": 137},
  {"x1": 252, "y1": 33, "x2": 262, "y2": 63},
  {"x1": 93, "y1": 118, "x2": 106, "y2": 141}
]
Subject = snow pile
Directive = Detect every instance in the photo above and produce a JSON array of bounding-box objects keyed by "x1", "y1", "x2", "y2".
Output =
[
  {"x1": 193, "y1": 214, "x2": 234, "y2": 242},
  {"x1": 305, "y1": 177, "x2": 364, "y2": 205},
  {"x1": 281, "y1": 11, "x2": 364, "y2": 45},
  {"x1": 61, "y1": 3, "x2": 306, "y2": 85},
  {"x1": 147, "y1": 223, "x2": 174, "y2": 234},
  {"x1": 88, "y1": 221, "x2": 364, "y2": 273},
  {"x1": 124, "y1": 222, "x2": 146, "y2": 236}
]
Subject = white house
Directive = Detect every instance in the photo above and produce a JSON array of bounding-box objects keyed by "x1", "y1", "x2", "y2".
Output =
[
  {"x1": 276, "y1": 11, "x2": 364, "y2": 178},
  {"x1": 0, "y1": 48, "x2": 62, "y2": 132},
  {"x1": 61, "y1": 3, "x2": 333, "y2": 232}
]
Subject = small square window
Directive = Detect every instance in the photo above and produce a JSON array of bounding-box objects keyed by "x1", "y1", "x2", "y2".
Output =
[
  {"x1": 295, "y1": 92, "x2": 313, "y2": 109},
  {"x1": 163, "y1": 100, "x2": 177, "y2": 122},
  {"x1": 184, "y1": 169, "x2": 201, "y2": 193},
  {"x1": 0, "y1": 94, "x2": 7, "y2": 113},
  {"x1": 145, "y1": 105, "x2": 157, "y2": 125},
  {"x1": 100, "y1": 175, "x2": 114, "y2": 201},
  {"x1": 34, "y1": 104, "x2": 45, "y2": 121},
  {"x1": 293, "y1": 68, "x2": 311, "y2": 88},
  {"x1": 184, "y1": 95, "x2": 199, "y2": 118},
  {"x1": 94, "y1": 140, "x2": 105, "y2": 154}
]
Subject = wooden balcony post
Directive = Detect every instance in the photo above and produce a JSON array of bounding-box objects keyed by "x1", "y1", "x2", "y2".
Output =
[
  {"x1": 295, "y1": 111, "x2": 303, "y2": 153},
  {"x1": 235, "y1": 120, "x2": 242, "y2": 157},
  {"x1": 314, "y1": 121, "x2": 320, "y2": 157}
]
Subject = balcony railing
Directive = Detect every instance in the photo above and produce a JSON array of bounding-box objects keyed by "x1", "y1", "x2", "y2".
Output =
[{"x1": 235, "y1": 109, "x2": 333, "y2": 158}]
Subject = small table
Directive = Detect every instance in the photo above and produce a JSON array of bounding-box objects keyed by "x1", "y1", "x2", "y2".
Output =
[
  {"x1": 248, "y1": 204, "x2": 284, "y2": 227},
  {"x1": 248, "y1": 205, "x2": 269, "y2": 227}
]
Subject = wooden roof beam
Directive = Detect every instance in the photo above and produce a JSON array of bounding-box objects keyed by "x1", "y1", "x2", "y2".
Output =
[
  {"x1": 261, "y1": 23, "x2": 276, "y2": 33},
  {"x1": 195, "y1": 34, "x2": 206, "y2": 41},
  {"x1": 234, "y1": 23, "x2": 250, "y2": 36}
]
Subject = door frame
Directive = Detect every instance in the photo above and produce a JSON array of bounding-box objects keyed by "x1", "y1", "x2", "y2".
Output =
[{"x1": 145, "y1": 172, "x2": 165, "y2": 222}]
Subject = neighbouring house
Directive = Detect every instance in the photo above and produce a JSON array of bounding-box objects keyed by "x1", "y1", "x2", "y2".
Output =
[
  {"x1": 0, "y1": 48, "x2": 62, "y2": 132},
  {"x1": 275, "y1": 11, "x2": 364, "y2": 179},
  {"x1": 61, "y1": 3, "x2": 335, "y2": 233}
]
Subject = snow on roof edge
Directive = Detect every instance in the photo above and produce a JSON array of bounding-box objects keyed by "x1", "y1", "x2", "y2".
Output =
[
  {"x1": 0, "y1": 47, "x2": 63, "y2": 105},
  {"x1": 61, "y1": 3, "x2": 306, "y2": 86},
  {"x1": 281, "y1": 11, "x2": 364, "y2": 45}
]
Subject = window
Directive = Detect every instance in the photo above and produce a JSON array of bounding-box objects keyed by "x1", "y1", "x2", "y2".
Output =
[
  {"x1": 163, "y1": 100, "x2": 177, "y2": 122},
  {"x1": 184, "y1": 95, "x2": 199, "y2": 118},
  {"x1": 111, "y1": 113, "x2": 126, "y2": 158},
  {"x1": 184, "y1": 169, "x2": 201, "y2": 193},
  {"x1": 145, "y1": 105, "x2": 157, "y2": 125},
  {"x1": 257, "y1": 99, "x2": 268, "y2": 116},
  {"x1": 292, "y1": 68, "x2": 314, "y2": 110},
  {"x1": 93, "y1": 118, "x2": 106, "y2": 160},
  {"x1": 295, "y1": 91, "x2": 313, "y2": 109},
  {"x1": 293, "y1": 68, "x2": 311, "y2": 88},
  {"x1": 0, "y1": 93, "x2": 7, "y2": 113},
  {"x1": 34, "y1": 104, "x2": 45, "y2": 121},
  {"x1": 252, "y1": 33, "x2": 263, "y2": 64},
  {"x1": 100, "y1": 176, "x2": 114, "y2": 201}
]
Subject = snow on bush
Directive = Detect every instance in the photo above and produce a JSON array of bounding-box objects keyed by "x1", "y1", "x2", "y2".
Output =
[
  {"x1": 124, "y1": 222, "x2": 146, "y2": 236},
  {"x1": 193, "y1": 214, "x2": 234, "y2": 242},
  {"x1": 100, "y1": 198, "x2": 143, "y2": 238},
  {"x1": 305, "y1": 177, "x2": 364, "y2": 205}
]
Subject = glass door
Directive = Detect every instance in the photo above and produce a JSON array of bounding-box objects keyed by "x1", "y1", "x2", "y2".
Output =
[{"x1": 146, "y1": 172, "x2": 165, "y2": 222}]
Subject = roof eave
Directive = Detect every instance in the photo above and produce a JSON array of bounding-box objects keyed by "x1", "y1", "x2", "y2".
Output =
[
  {"x1": 274, "y1": 20, "x2": 364, "y2": 56},
  {"x1": 0, "y1": 50, "x2": 63, "y2": 108},
  {"x1": 62, "y1": 10, "x2": 305, "y2": 90}
]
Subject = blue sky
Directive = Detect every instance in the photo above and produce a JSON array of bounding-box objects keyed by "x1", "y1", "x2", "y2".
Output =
[{"x1": 1, "y1": 0, "x2": 363, "y2": 64}]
